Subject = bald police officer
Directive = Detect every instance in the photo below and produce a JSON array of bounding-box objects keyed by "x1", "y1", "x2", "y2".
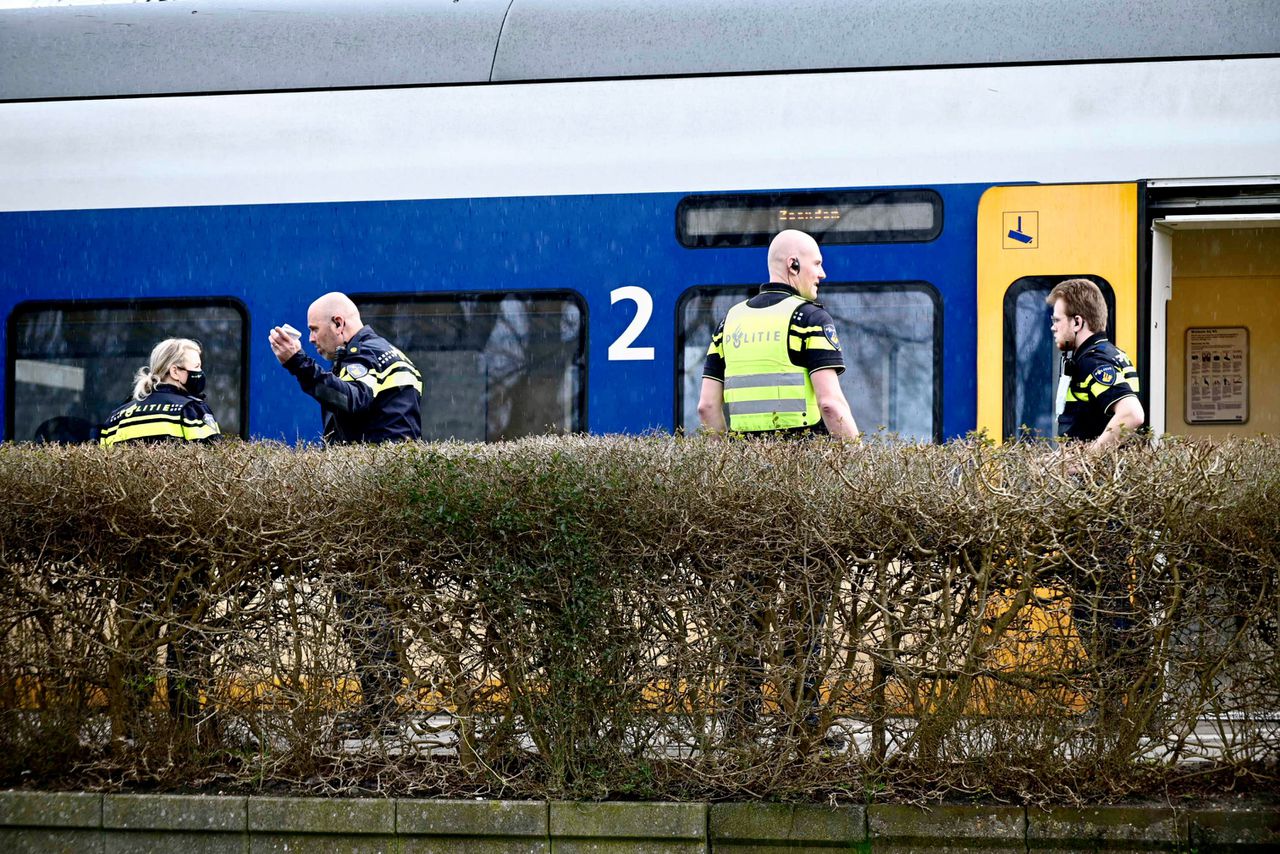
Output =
[
  {"x1": 269, "y1": 292, "x2": 422, "y2": 444},
  {"x1": 698, "y1": 229, "x2": 857, "y2": 749},
  {"x1": 269, "y1": 292, "x2": 422, "y2": 739},
  {"x1": 698, "y1": 229, "x2": 858, "y2": 438}
]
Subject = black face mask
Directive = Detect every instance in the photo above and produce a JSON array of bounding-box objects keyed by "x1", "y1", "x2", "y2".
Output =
[{"x1": 182, "y1": 369, "x2": 206, "y2": 397}]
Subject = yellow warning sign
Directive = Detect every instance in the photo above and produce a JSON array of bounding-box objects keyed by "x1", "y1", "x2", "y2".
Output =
[{"x1": 1002, "y1": 211, "x2": 1038, "y2": 249}]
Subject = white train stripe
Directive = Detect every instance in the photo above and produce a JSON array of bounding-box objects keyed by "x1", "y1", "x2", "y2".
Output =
[{"x1": 1, "y1": 58, "x2": 1277, "y2": 212}]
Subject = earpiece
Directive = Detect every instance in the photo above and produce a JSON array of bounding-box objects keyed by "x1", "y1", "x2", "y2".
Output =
[{"x1": 789, "y1": 259, "x2": 800, "y2": 273}]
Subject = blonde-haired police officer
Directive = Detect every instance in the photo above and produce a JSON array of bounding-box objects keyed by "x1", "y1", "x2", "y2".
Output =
[{"x1": 100, "y1": 337, "x2": 220, "y2": 446}]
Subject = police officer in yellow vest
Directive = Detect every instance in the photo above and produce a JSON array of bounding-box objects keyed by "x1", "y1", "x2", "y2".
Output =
[
  {"x1": 698, "y1": 229, "x2": 859, "y2": 438},
  {"x1": 697, "y1": 229, "x2": 857, "y2": 750}
]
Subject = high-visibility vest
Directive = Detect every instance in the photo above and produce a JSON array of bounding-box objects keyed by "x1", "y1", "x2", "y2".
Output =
[{"x1": 722, "y1": 295, "x2": 820, "y2": 432}]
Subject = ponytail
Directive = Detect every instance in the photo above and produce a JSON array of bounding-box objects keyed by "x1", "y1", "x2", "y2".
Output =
[{"x1": 130, "y1": 364, "x2": 158, "y2": 401}]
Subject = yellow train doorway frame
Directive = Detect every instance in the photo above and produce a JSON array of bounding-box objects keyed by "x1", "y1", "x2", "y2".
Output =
[{"x1": 976, "y1": 183, "x2": 1139, "y2": 440}]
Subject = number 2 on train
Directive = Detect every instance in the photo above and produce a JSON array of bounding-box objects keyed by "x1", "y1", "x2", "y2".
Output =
[{"x1": 608, "y1": 286, "x2": 655, "y2": 361}]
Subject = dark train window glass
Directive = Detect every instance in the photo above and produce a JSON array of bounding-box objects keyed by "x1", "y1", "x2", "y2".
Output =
[
  {"x1": 356, "y1": 292, "x2": 586, "y2": 442},
  {"x1": 1003, "y1": 275, "x2": 1115, "y2": 441},
  {"x1": 7, "y1": 301, "x2": 246, "y2": 442},
  {"x1": 677, "y1": 190, "x2": 943, "y2": 248},
  {"x1": 677, "y1": 284, "x2": 941, "y2": 441}
]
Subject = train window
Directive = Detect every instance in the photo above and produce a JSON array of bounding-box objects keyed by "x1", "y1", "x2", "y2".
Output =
[
  {"x1": 1002, "y1": 276, "x2": 1115, "y2": 440},
  {"x1": 355, "y1": 292, "x2": 586, "y2": 441},
  {"x1": 677, "y1": 283, "x2": 941, "y2": 441},
  {"x1": 6, "y1": 300, "x2": 247, "y2": 442},
  {"x1": 676, "y1": 190, "x2": 943, "y2": 248}
]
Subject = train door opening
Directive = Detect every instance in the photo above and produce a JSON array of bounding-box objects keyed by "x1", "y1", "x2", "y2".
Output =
[
  {"x1": 975, "y1": 183, "x2": 1141, "y2": 674},
  {"x1": 1146, "y1": 181, "x2": 1280, "y2": 438}
]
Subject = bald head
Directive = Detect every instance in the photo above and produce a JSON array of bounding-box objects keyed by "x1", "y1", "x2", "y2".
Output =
[
  {"x1": 767, "y1": 229, "x2": 825, "y2": 301},
  {"x1": 306, "y1": 292, "x2": 364, "y2": 361},
  {"x1": 309, "y1": 292, "x2": 362, "y2": 326}
]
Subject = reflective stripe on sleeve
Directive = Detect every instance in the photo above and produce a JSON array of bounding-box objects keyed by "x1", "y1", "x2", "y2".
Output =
[
  {"x1": 806, "y1": 336, "x2": 838, "y2": 352},
  {"x1": 372, "y1": 361, "x2": 423, "y2": 395},
  {"x1": 338, "y1": 367, "x2": 378, "y2": 390},
  {"x1": 181, "y1": 420, "x2": 220, "y2": 441}
]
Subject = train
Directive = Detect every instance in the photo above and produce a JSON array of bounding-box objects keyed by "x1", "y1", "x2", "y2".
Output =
[{"x1": 2, "y1": 0, "x2": 1278, "y2": 445}]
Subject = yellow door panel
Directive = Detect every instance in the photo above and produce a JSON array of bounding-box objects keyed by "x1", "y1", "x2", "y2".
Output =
[{"x1": 976, "y1": 184, "x2": 1138, "y2": 439}]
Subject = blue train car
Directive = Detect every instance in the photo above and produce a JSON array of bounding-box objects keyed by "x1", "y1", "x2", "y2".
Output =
[{"x1": 1, "y1": 186, "x2": 977, "y2": 442}]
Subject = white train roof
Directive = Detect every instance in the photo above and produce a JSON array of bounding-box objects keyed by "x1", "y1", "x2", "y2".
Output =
[{"x1": 1, "y1": 0, "x2": 1277, "y2": 101}]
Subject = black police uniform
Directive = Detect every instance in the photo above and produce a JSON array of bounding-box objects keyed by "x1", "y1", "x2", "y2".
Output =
[
  {"x1": 99, "y1": 384, "x2": 220, "y2": 445},
  {"x1": 283, "y1": 325, "x2": 423, "y2": 443},
  {"x1": 99, "y1": 383, "x2": 220, "y2": 735},
  {"x1": 702, "y1": 283, "x2": 846, "y2": 437},
  {"x1": 282, "y1": 325, "x2": 422, "y2": 734},
  {"x1": 1058, "y1": 333, "x2": 1147, "y2": 719},
  {"x1": 1058, "y1": 332, "x2": 1140, "y2": 441}
]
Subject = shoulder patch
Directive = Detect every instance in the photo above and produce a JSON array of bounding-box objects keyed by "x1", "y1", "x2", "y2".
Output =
[
  {"x1": 823, "y1": 324, "x2": 841, "y2": 349},
  {"x1": 1092, "y1": 364, "x2": 1118, "y2": 386},
  {"x1": 344, "y1": 363, "x2": 369, "y2": 379}
]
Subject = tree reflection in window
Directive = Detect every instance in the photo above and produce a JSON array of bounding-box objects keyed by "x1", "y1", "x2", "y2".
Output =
[
  {"x1": 357, "y1": 293, "x2": 586, "y2": 442},
  {"x1": 677, "y1": 284, "x2": 940, "y2": 441}
]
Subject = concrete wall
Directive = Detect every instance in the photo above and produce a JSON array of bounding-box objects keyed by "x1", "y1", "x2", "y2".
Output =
[{"x1": 1, "y1": 791, "x2": 1276, "y2": 852}]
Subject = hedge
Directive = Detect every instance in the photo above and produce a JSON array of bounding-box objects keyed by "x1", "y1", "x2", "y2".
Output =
[{"x1": 0, "y1": 436, "x2": 1276, "y2": 802}]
